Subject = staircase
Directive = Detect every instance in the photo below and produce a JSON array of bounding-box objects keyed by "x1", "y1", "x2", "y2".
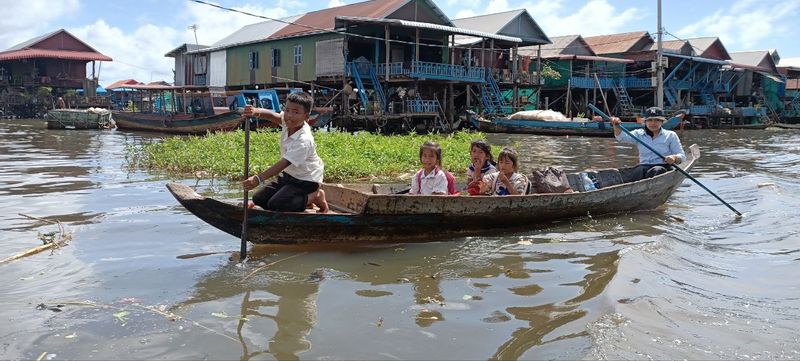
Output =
[
  {"x1": 366, "y1": 65, "x2": 387, "y2": 111},
  {"x1": 699, "y1": 90, "x2": 716, "y2": 106},
  {"x1": 349, "y1": 62, "x2": 387, "y2": 113},
  {"x1": 611, "y1": 80, "x2": 636, "y2": 118},
  {"x1": 480, "y1": 74, "x2": 509, "y2": 115},
  {"x1": 349, "y1": 63, "x2": 371, "y2": 109},
  {"x1": 757, "y1": 93, "x2": 780, "y2": 124}
]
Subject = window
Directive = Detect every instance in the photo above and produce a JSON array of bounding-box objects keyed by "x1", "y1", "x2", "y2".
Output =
[
  {"x1": 293, "y1": 45, "x2": 302, "y2": 65},
  {"x1": 271, "y1": 48, "x2": 280, "y2": 67},
  {"x1": 249, "y1": 51, "x2": 259, "y2": 70}
]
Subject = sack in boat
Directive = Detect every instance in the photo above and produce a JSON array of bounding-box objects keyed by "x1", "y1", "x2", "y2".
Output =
[
  {"x1": 530, "y1": 167, "x2": 573, "y2": 193},
  {"x1": 508, "y1": 109, "x2": 567, "y2": 121}
]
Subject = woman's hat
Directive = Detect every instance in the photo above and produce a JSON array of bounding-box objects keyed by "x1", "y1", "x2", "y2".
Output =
[{"x1": 644, "y1": 107, "x2": 667, "y2": 121}]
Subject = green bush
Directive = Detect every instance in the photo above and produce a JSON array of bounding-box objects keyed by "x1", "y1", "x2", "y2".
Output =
[{"x1": 128, "y1": 130, "x2": 485, "y2": 183}]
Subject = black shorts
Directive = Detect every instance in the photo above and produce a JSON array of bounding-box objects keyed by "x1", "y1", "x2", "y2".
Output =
[{"x1": 252, "y1": 172, "x2": 320, "y2": 212}]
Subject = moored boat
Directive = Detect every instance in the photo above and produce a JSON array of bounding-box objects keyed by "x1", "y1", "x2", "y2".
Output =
[
  {"x1": 471, "y1": 114, "x2": 683, "y2": 137},
  {"x1": 113, "y1": 110, "x2": 243, "y2": 135},
  {"x1": 45, "y1": 108, "x2": 115, "y2": 130},
  {"x1": 167, "y1": 145, "x2": 699, "y2": 245}
]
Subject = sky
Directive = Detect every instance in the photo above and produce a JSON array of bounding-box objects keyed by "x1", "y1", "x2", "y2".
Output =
[{"x1": 1, "y1": 0, "x2": 798, "y2": 87}]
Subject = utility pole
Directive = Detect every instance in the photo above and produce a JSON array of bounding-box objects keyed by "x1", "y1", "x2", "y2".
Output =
[
  {"x1": 188, "y1": 24, "x2": 199, "y2": 45},
  {"x1": 656, "y1": 0, "x2": 664, "y2": 108}
]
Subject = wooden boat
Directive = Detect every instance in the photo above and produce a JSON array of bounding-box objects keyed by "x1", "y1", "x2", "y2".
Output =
[
  {"x1": 768, "y1": 123, "x2": 800, "y2": 130},
  {"x1": 45, "y1": 108, "x2": 115, "y2": 130},
  {"x1": 471, "y1": 114, "x2": 682, "y2": 137},
  {"x1": 166, "y1": 145, "x2": 699, "y2": 245},
  {"x1": 113, "y1": 110, "x2": 243, "y2": 135}
]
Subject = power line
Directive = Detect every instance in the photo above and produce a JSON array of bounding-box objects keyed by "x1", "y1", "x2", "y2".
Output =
[{"x1": 188, "y1": 0, "x2": 665, "y2": 56}]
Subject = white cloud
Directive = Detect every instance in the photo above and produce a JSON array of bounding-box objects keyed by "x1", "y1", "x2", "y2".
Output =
[
  {"x1": 522, "y1": 0, "x2": 639, "y2": 37},
  {"x1": 780, "y1": 57, "x2": 800, "y2": 67},
  {"x1": 448, "y1": 0, "x2": 482, "y2": 9},
  {"x1": 69, "y1": 20, "x2": 178, "y2": 85},
  {"x1": 455, "y1": 9, "x2": 478, "y2": 19},
  {"x1": 676, "y1": 0, "x2": 800, "y2": 51},
  {"x1": 0, "y1": 0, "x2": 80, "y2": 50},
  {"x1": 485, "y1": 0, "x2": 511, "y2": 13},
  {"x1": 329, "y1": 0, "x2": 347, "y2": 7},
  {"x1": 69, "y1": 2, "x2": 287, "y2": 86}
]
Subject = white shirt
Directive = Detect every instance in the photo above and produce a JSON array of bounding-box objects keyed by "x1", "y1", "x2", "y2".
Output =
[
  {"x1": 616, "y1": 128, "x2": 685, "y2": 165},
  {"x1": 280, "y1": 117, "x2": 324, "y2": 183},
  {"x1": 482, "y1": 172, "x2": 528, "y2": 195},
  {"x1": 410, "y1": 168, "x2": 448, "y2": 195}
]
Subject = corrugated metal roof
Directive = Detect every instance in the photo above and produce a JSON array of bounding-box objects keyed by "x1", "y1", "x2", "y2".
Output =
[
  {"x1": 452, "y1": 9, "x2": 550, "y2": 46},
  {"x1": 686, "y1": 37, "x2": 730, "y2": 59},
  {"x1": 552, "y1": 54, "x2": 633, "y2": 63},
  {"x1": 337, "y1": 16, "x2": 521, "y2": 43},
  {"x1": 647, "y1": 39, "x2": 691, "y2": 54},
  {"x1": 730, "y1": 51, "x2": 775, "y2": 69},
  {"x1": 188, "y1": 15, "x2": 303, "y2": 54},
  {"x1": 105, "y1": 79, "x2": 143, "y2": 90},
  {"x1": 0, "y1": 49, "x2": 112, "y2": 61},
  {"x1": 5, "y1": 29, "x2": 62, "y2": 51},
  {"x1": 583, "y1": 31, "x2": 651, "y2": 55},
  {"x1": 268, "y1": 0, "x2": 410, "y2": 40},
  {"x1": 519, "y1": 35, "x2": 594, "y2": 58},
  {"x1": 165, "y1": 43, "x2": 209, "y2": 57},
  {"x1": 452, "y1": 9, "x2": 524, "y2": 35},
  {"x1": 2, "y1": 29, "x2": 111, "y2": 61}
]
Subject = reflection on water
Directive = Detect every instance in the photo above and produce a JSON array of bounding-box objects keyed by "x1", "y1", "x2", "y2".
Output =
[{"x1": 1, "y1": 119, "x2": 799, "y2": 359}]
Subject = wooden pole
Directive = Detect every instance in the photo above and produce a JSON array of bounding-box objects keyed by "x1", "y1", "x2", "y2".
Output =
[{"x1": 240, "y1": 116, "x2": 251, "y2": 262}]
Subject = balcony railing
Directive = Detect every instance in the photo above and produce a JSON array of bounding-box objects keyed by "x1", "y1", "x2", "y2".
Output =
[
  {"x1": 409, "y1": 61, "x2": 485, "y2": 83},
  {"x1": 570, "y1": 76, "x2": 654, "y2": 89},
  {"x1": 375, "y1": 63, "x2": 406, "y2": 76},
  {"x1": 406, "y1": 99, "x2": 440, "y2": 113}
]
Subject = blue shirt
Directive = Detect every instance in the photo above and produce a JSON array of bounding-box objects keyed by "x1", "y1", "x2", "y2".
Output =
[{"x1": 615, "y1": 128, "x2": 686, "y2": 165}]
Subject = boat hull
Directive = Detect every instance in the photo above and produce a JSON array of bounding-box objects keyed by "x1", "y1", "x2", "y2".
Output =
[
  {"x1": 473, "y1": 116, "x2": 682, "y2": 137},
  {"x1": 113, "y1": 111, "x2": 243, "y2": 135},
  {"x1": 45, "y1": 109, "x2": 114, "y2": 130},
  {"x1": 167, "y1": 145, "x2": 699, "y2": 245}
]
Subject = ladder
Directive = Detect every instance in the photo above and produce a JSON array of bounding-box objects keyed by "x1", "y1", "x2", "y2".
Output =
[
  {"x1": 757, "y1": 93, "x2": 780, "y2": 124},
  {"x1": 611, "y1": 79, "x2": 636, "y2": 118},
  {"x1": 349, "y1": 63, "x2": 371, "y2": 109},
  {"x1": 480, "y1": 74, "x2": 509, "y2": 115}
]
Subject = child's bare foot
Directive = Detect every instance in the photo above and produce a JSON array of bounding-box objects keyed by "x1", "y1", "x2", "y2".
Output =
[{"x1": 307, "y1": 189, "x2": 329, "y2": 213}]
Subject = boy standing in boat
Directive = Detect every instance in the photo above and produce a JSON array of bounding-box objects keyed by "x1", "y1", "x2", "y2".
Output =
[
  {"x1": 610, "y1": 107, "x2": 685, "y2": 182},
  {"x1": 241, "y1": 92, "x2": 329, "y2": 213}
]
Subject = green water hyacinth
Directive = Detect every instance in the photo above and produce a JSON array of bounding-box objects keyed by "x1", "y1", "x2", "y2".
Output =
[{"x1": 128, "y1": 130, "x2": 484, "y2": 183}]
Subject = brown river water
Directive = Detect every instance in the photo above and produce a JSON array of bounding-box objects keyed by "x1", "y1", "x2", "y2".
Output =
[{"x1": 1, "y1": 119, "x2": 798, "y2": 360}]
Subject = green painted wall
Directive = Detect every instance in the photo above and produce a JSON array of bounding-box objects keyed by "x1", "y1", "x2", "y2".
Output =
[{"x1": 227, "y1": 33, "x2": 343, "y2": 87}]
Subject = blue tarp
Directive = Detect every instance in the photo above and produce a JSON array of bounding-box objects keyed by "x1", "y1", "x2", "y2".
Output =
[{"x1": 77, "y1": 86, "x2": 108, "y2": 94}]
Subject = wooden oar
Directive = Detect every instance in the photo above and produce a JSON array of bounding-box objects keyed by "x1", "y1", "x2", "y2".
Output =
[
  {"x1": 587, "y1": 103, "x2": 742, "y2": 217},
  {"x1": 240, "y1": 116, "x2": 251, "y2": 261}
]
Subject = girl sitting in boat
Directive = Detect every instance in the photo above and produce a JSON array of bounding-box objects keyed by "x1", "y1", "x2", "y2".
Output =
[
  {"x1": 478, "y1": 147, "x2": 529, "y2": 196},
  {"x1": 466, "y1": 140, "x2": 498, "y2": 195},
  {"x1": 410, "y1": 141, "x2": 449, "y2": 195}
]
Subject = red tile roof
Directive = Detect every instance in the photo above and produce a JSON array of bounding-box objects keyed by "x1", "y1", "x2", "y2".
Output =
[
  {"x1": 583, "y1": 31, "x2": 652, "y2": 55},
  {"x1": 269, "y1": 0, "x2": 407, "y2": 39},
  {"x1": 0, "y1": 48, "x2": 112, "y2": 62}
]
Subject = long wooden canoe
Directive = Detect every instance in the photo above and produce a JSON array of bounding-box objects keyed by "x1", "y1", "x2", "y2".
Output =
[
  {"x1": 167, "y1": 144, "x2": 699, "y2": 245},
  {"x1": 472, "y1": 115, "x2": 682, "y2": 137},
  {"x1": 113, "y1": 110, "x2": 243, "y2": 135}
]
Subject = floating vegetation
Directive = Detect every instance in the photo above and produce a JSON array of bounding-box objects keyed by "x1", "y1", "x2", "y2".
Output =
[{"x1": 127, "y1": 130, "x2": 484, "y2": 183}]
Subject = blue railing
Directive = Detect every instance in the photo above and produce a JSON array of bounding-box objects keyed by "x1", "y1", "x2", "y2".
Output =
[
  {"x1": 409, "y1": 61, "x2": 485, "y2": 83},
  {"x1": 375, "y1": 63, "x2": 405, "y2": 76},
  {"x1": 623, "y1": 77, "x2": 652, "y2": 88},
  {"x1": 406, "y1": 99, "x2": 440, "y2": 113},
  {"x1": 690, "y1": 105, "x2": 715, "y2": 115}
]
